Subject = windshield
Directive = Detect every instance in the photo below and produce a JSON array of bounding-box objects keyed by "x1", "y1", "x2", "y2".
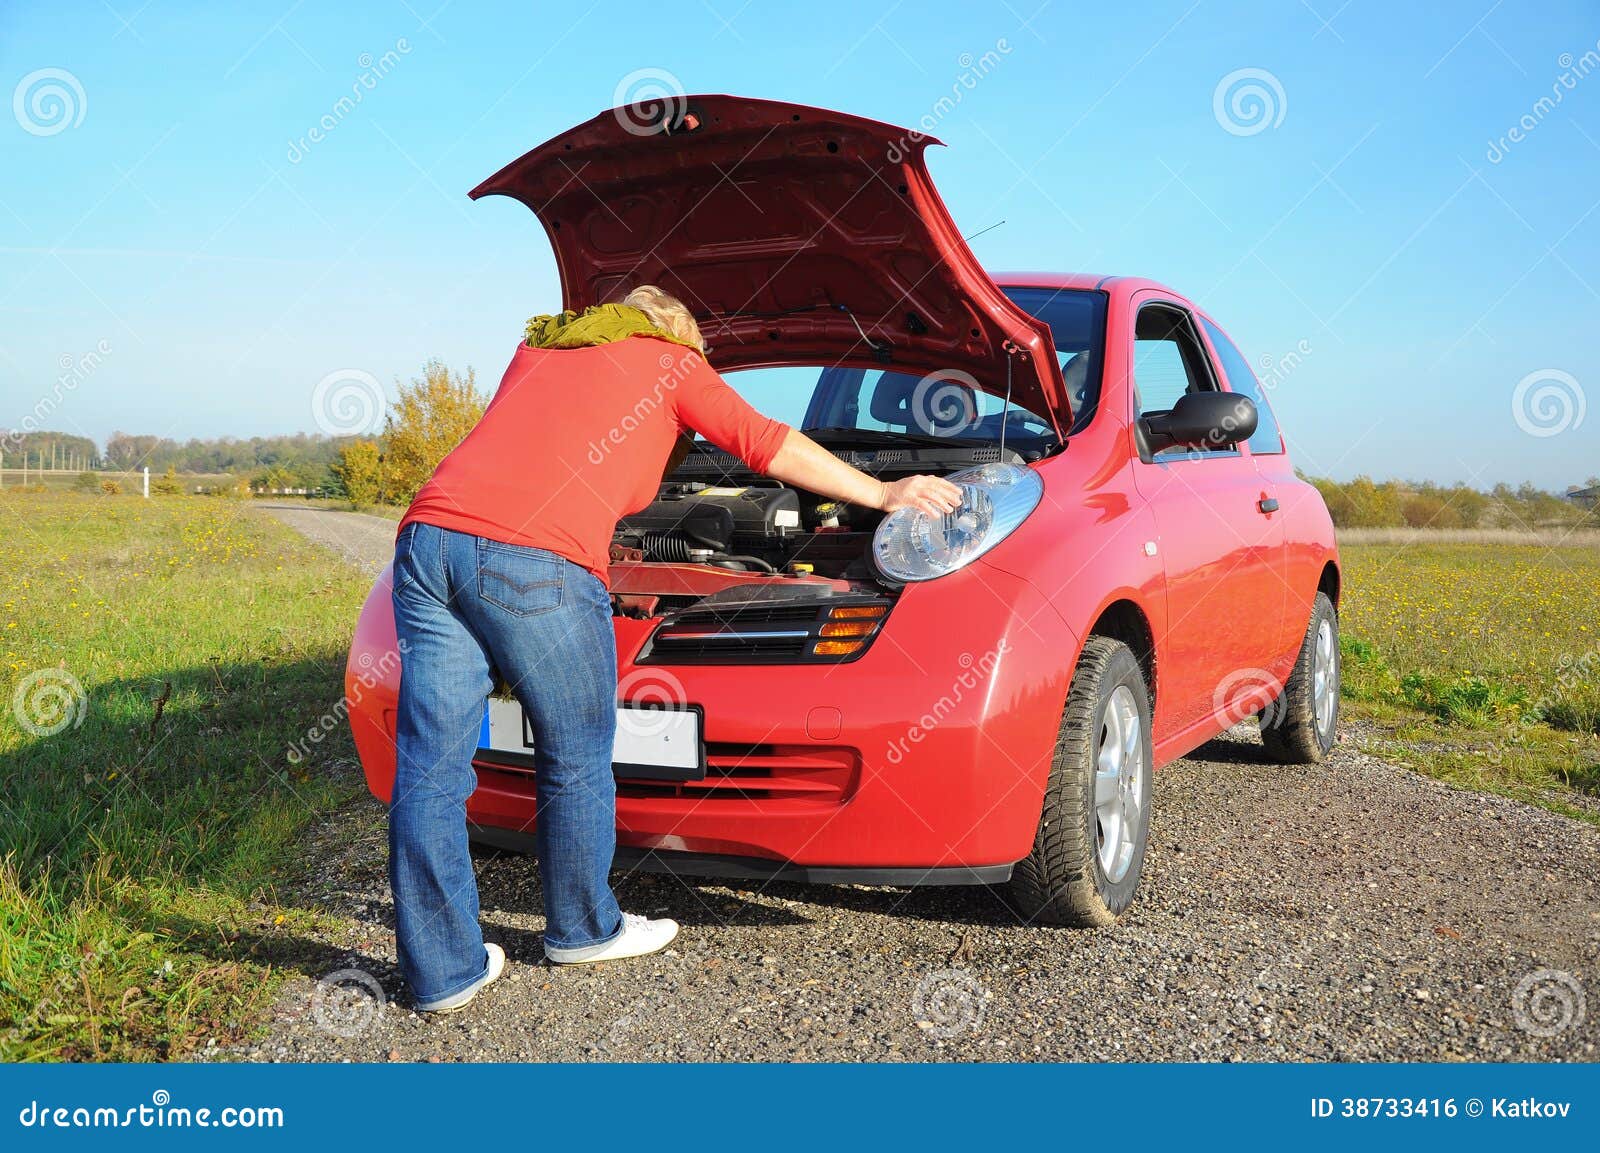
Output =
[{"x1": 722, "y1": 288, "x2": 1107, "y2": 443}]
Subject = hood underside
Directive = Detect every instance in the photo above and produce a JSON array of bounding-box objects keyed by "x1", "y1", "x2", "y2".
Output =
[{"x1": 470, "y1": 95, "x2": 1067, "y2": 431}]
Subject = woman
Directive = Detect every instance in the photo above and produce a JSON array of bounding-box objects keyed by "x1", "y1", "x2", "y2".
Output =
[{"x1": 389, "y1": 286, "x2": 962, "y2": 1012}]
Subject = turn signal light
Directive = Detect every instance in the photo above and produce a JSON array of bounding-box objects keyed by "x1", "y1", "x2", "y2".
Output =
[
  {"x1": 829, "y1": 605, "x2": 887, "y2": 620},
  {"x1": 819, "y1": 621, "x2": 875, "y2": 637},
  {"x1": 812, "y1": 640, "x2": 865, "y2": 656}
]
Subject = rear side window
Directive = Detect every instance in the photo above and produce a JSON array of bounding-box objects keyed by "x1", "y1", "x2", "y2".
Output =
[{"x1": 1201, "y1": 318, "x2": 1284, "y2": 456}]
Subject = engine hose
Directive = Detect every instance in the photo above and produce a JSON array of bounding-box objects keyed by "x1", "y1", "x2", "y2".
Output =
[
  {"x1": 640, "y1": 532, "x2": 698, "y2": 562},
  {"x1": 640, "y1": 532, "x2": 777, "y2": 573},
  {"x1": 713, "y1": 554, "x2": 778, "y2": 573}
]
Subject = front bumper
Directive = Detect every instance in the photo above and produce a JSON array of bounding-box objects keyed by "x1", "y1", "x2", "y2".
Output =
[{"x1": 348, "y1": 560, "x2": 1077, "y2": 878}]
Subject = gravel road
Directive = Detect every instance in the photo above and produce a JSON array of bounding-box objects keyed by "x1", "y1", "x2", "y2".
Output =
[
  {"x1": 259, "y1": 503, "x2": 397, "y2": 576},
  {"x1": 232, "y1": 506, "x2": 1600, "y2": 1063}
]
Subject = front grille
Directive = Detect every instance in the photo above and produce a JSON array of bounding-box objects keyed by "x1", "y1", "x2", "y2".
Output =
[
  {"x1": 616, "y1": 742, "x2": 858, "y2": 804},
  {"x1": 475, "y1": 743, "x2": 859, "y2": 807},
  {"x1": 637, "y1": 597, "x2": 892, "y2": 664}
]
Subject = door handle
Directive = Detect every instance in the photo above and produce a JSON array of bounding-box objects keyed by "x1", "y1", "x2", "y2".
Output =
[{"x1": 1257, "y1": 497, "x2": 1280, "y2": 514}]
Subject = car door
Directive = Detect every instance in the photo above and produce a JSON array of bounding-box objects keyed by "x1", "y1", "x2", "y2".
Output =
[
  {"x1": 1127, "y1": 294, "x2": 1287, "y2": 743},
  {"x1": 1198, "y1": 314, "x2": 1305, "y2": 678}
]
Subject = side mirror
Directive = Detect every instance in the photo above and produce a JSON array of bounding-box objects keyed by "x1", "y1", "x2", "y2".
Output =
[{"x1": 1140, "y1": 391, "x2": 1257, "y2": 455}]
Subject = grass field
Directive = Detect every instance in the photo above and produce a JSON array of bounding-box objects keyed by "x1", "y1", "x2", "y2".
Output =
[
  {"x1": 0, "y1": 492, "x2": 370, "y2": 1059},
  {"x1": 1339, "y1": 534, "x2": 1600, "y2": 820},
  {"x1": 0, "y1": 494, "x2": 1596, "y2": 1059}
]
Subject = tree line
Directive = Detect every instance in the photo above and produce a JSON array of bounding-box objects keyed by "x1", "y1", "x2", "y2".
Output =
[
  {"x1": 1308, "y1": 475, "x2": 1600, "y2": 530},
  {"x1": 14, "y1": 360, "x2": 1596, "y2": 524}
]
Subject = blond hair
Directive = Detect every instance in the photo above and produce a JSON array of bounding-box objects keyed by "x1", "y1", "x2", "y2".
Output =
[{"x1": 619, "y1": 285, "x2": 704, "y2": 352}]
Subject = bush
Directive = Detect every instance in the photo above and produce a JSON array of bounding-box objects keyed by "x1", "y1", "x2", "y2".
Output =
[
  {"x1": 73, "y1": 471, "x2": 99, "y2": 492},
  {"x1": 99, "y1": 480, "x2": 122, "y2": 495},
  {"x1": 332, "y1": 440, "x2": 383, "y2": 507},
  {"x1": 152, "y1": 466, "x2": 184, "y2": 496}
]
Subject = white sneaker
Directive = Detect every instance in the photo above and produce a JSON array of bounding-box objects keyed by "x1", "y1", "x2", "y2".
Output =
[
  {"x1": 544, "y1": 913, "x2": 680, "y2": 965},
  {"x1": 416, "y1": 943, "x2": 505, "y2": 1013}
]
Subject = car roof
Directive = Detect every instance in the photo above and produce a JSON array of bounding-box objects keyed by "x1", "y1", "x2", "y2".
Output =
[{"x1": 991, "y1": 271, "x2": 1189, "y2": 303}]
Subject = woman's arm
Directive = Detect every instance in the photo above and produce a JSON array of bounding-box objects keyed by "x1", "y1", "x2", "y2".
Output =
[
  {"x1": 763, "y1": 428, "x2": 962, "y2": 516},
  {"x1": 671, "y1": 357, "x2": 962, "y2": 516}
]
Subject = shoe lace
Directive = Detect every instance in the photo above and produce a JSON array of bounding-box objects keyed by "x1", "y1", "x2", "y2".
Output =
[{"x1": 623, "y1": 912, "x2": 650, "y2": 932}]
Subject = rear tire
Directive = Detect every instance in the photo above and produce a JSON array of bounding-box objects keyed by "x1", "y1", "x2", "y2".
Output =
[
  {"x1": 1260, "y1": 592, "x2": 1340, "y2": 763},
  {"x1": 1007, "y1": 637, "x2": 1152, "y2": 927}
]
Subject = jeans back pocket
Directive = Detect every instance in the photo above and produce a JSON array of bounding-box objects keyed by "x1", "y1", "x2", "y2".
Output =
[{"x1": 476, "y1": 539, "x2": 564, "y2": 617}]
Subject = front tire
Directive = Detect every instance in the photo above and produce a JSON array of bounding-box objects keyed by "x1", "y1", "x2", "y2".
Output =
[
  {"x1": 1260, "y1": 591, "x2": 1340, "y2": 763},
  {"x1": 1007, "y1": 637, "x2": 1153, "y2": 927}
]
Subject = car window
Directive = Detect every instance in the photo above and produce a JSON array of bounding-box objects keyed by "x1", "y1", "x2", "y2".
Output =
[
  {"x1": 999, "y1": 287, "x2": 1108, "y2": 433},
  {"x1": 1201, "y1": 318, "x2": 1284, "y2": 455},
  {"x1": 1133, "y1": 304, "x2": 1232, "y2": 457},
  {"x1": 723, "y1": 365, "x2": 1055, "y2": 442}
]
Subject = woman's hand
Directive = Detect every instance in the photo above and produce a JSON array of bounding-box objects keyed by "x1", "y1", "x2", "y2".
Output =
[
  {"x1": 763, "y1": 429, "x2": 963, "y2": 516},
  {"x1": 877, "y1": 474, "x2": 964, "y2": 516}
]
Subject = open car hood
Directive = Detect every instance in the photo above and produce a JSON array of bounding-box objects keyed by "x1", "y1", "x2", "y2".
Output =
[{"x1": 470, "y1": 95, "x2": 1067, "y2": 433}]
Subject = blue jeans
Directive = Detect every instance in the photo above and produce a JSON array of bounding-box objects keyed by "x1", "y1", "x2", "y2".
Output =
[{"x1": 388, "y1": 522, "x2": 624, "y2": 1006}]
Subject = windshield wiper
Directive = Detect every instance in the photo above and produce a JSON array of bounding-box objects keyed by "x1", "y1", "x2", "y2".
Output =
[{"x1": 805, "y1": 427, "x2": 992, "y2": 449}]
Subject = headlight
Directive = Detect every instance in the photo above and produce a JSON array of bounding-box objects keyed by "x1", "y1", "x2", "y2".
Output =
[{"x1": 871, "y1": 462, "x2": 1043, "y2": 582}]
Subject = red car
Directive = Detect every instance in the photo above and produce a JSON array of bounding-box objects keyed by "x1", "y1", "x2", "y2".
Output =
[{"x1": 346, "y1": 96, "x2": 1341, "y2": 926}]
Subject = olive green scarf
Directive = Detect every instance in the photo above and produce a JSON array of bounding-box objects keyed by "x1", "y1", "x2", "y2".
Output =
[{"x1": 523, "y1": 303, "x2": 700, "y2": 352}]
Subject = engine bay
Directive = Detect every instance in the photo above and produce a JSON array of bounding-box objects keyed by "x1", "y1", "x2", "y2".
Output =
[{"x1": 608, "y1": 440, "x2": 1031, "y2": 616}]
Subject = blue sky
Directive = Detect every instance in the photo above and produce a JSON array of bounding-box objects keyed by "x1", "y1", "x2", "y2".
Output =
[{"x1": 2, "y1": 0, "x2": 1597, "y2": 489}]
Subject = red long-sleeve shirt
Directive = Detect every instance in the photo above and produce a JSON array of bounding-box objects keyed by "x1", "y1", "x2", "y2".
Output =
[{"x1": 399, "y1": 336, "x2": 789, "y2": 585}]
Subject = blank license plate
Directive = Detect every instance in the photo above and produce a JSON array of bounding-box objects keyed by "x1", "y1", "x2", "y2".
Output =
[{"x1": 479, "y1": 698, "x2": 706, "y2": 781}]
